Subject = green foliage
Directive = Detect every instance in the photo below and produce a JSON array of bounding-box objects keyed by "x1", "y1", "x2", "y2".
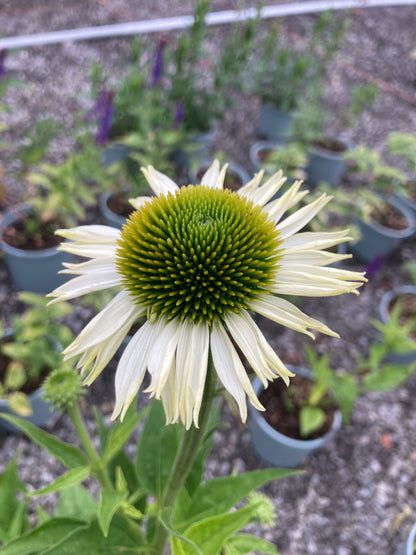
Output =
[
  {"x1": 259, "y1": 142, "x2": 307, "y2": 179},
  {"x1": 252, "y1": 11, "x2": 347, "y2": 113},
  {"x1": 0, "y1": 458, "x2": 29, "y2": 545},
  {"x1": 0, "y1": 292, "x2": 74, "y2": 416}
]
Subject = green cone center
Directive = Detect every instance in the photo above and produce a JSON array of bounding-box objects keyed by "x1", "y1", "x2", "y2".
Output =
[{"x1": 116, "y1": 185, "x2": 282, "y2": 325}]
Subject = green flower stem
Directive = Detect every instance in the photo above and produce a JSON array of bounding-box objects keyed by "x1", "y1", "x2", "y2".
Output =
[
  {"x1": 153, "y1": 353, "x2": 217, "y2": 554},
  {"x1": 67, "y1": 403, "x2": 113, "y2": 490}
]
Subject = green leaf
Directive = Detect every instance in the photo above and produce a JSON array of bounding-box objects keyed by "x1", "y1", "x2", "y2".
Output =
[
  {"x1": 362, "y1": 362, "x2": 416, "y2": 391},
  {"x1": 172, "y1": 536, "x2": 188, "y2": 555},
  {"x1": 29, "y1": 466, "x2": 91, "y2": 497},
  {"x1": 54, "y1": 485, "x2": 97, "y2": 522},
  {"x1": 0, "y1": 518, "x2": 87, "y2": 555},
  {"x1": 39, "y1": 515, "x2": 144, "y2": 554},
  {"x1": 102, "y1": 406, "x2": 148, "y2": 465},
  {"x1": 299, "y1": 405, "x2": 326, "y2": 438},
  {"x1": 179, "y1": 505, "x2": 260, "y2": 555},
  {"x1": 177, "y1": 468, "x2": 297, "y2": 529},
  {"x1": 224, "y1": 533, "x2": 279, "y2": 554},
  {"x1": 0, "y1": 457, "x2": 29, "y2": 544},
  {"x1": 98, "y1": 488, "x2": 128, "y2": 537},
  {"x1": 0, "y1": 414, "x2": 88, "y2": 469},
  {"x1": 136, "y1": 400, "x2": 183, "y2": 497}
]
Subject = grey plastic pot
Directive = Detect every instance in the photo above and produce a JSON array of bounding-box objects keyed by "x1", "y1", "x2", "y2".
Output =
[
  {"x1": 99, "y1": 192, "x2": 127, "y2": 229},
  {"x1": 394, "y1": 522, "x2": 416, "y2": 555},
  {"x1": 0, "y1": 205, "x2": 71, "y2": 293},
  {"x1": 249, "y1": 140, "x2": 280, "y2": 176},
  {"x1": 0, "y1": 329, "x2": 57, "y2": 433},
  {"x1": 258, "y1": 103, "x2": 293, "y2": 143},
  {"x1": 248, "y1": 368, "x2": 343, "y2": 468},
  {"x1": 395, "y1": 190, "x2": 416, "y2": 237},
  {"x1": 349, "y1": 197, "x2": 416, "y2": 263},
  {"x1": 305, "y1": 138, "x2": 350, "y2": 187},
  {"x1": 379, "y1": 285, "x2": 416, "y2": 365}
]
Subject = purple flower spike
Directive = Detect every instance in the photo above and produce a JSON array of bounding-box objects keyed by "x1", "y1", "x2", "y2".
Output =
[
  {"x1": 95, "y1": 89, "x2": 115, "y2": 145},
  {"x1": 0, "y1": 49, "x2": 8, "y2": 77},
  {"x1": 149, "y1": 38, "x2": 167, "y2": 88},
  {"x1": 173, "y1": 101, "x2": 184, "y2": 129},
  {"x1": 365, "y1": 255, "x2": 384, "y2": 279}
]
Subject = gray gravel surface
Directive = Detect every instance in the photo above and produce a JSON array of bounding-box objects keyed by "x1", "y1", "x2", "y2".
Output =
[{"x1": 1, "y1": 2, "x2": 416, "y2": 554}]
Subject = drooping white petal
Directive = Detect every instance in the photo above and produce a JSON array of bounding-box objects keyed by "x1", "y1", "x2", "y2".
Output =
[
  {"x1": 145, "y1": 318, "x2": 181, "y2": 398},
  {"x1": 225, "y1": 309, "x2": 294, "y2": 386},
  {"x1": 55, "y1": 225, "x2": 120, "y2": 243},
  {"x1": 112, "y1": 320, "x2": 162, "y2": 420},
  {"x1": 57, "y1": 241, "x2": 118, "y2": 259},
  {"x1": 63, "y1": 290, "x2": 143, "y2": 360},
  {"x1": 160, "y1": 367, "x2": 179, "y2": 425},
  {"x1": 129, "y1": 196, "x2": 152, "y2": 211},
  {"x1": 59, "y1": 258, "x2": 116, "y2": 275},
  {"x1": 175, "y1": 320, "x2": 209, "y2": 428},
  {"x1": 211, "y1": 322, "x2": 264, "y2": 422},
  {"x1": 141, "y1": 166, "x2": 179, "y2": 197},
  {"x1": 48, "y1": 268, "x2": 121, "y2": 302},
  {"x1": 241, "y1": 170, "x2": 286, "y2": 207},
  {"x1": 250, "y1": 294, "x2": 339, "y2": 338},
  {"x1": 281, "y1": 250, "x2": 350, "y2": 267},
  {"x1": 276, "y1": 193, "x2": 332, "y2": 239}
]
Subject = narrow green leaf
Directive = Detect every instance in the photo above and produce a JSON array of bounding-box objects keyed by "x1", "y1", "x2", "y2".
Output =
[
  {"x1": 136, "y1": 401, "x2": 183, "y2": 497},
  {"x1": 178, "y1": 468, "x2": 298, "y2": 529},
  {"x1": 362, "y1": 362, "x2": 416, "y2": 391},
  {"x1": 103, "y1": 406, "x2": 147, "y2": 464},
  {"x1": 299, "y1": 405, "x2": 326, "y2": 438},
  {"x1": 98, "y1": 488, "x2": 128, "y2": 537},
  {"x1": 0, "y1": 518, "x2": 87, "y2": 555},
  {"x1": 0, "y1": 414, "x2": 88, "y2": 469},
  {"x1": 224, "y1": 533, "x2": 279, "y2": 554},
  {"x1": 28, "y1": 466, "x2": 91, "y2": 497},
  {"x1": 0, "y1": 457, "x2": 28, "y2": 539}
]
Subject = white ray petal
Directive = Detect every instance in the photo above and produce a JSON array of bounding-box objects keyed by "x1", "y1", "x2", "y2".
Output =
[
  {"x1": 225, "y1": 309, "x2": 294, "y2": 386},
  {"x1": 211, "y1": 322, "x2": 264, "y2": 422},
  {"x1": 57, "y1": 242, "x2": 117, "y2": 259},
  {"x1": 200, "y1": 160, "x2": 227, "y2": 189},
  {"x1": 48, "y1": 269, "x2": 121, "y2": 302},
  {"x1": 141, "y1": 166, "x2": 179, "y2": 197},
  {"x1": 242, "y1": 171, "x2": 286, "y2": 207},
  {"x1": 250, "y1": 294, "x2": 339, "y2": 338},
  {"x1": 63, "y1": 290, "x2": 142, "y2": 359},
  {"x1": 264, "y1": 181, "x2": 308, "y2": 223},
  {"x1": 112, "y1": 320, "x2": 162, "y2": 420},
  {"x1": 59, "y1": 258, "x2": 116, "y2": 275},
  {"x1": 145, "y1": 318, "x2": 181, "y2": 398},
  {"x1": 56, "y1": 225, "x2": 120, "y2": 243},
  {"x1": 128, "y1": 196, "x2": 152, "y2": 211},
  {"x1": 160, "y1": 367, "x2": 179, "y2": 425},
  {"x1": 175, "y1": 320, "x2": 209, "y2": 428},
  {"x1": 281, "y1": 250, "x2": 350, "y2": 266},
  {"x1": 282, "y1": 229, "x2": 352, "y2": 251},
  {"x1": 273, "y1": 266, "x2": 366, "y2": 295},
  {"x1": 276, "y1": 193, "x2": 332, "y2": 239},
  {"x1": 238, "y1": 170, "x2": 264, "y2": 196}
]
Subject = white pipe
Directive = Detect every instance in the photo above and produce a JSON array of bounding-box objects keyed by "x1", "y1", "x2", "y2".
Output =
[{"x1": 0, "y1": 0, "x2": 415, "y2": 50}]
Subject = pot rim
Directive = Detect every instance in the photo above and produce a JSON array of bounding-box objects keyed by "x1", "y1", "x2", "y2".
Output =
[
  {"x1": 358, "y1": 196, "x2": 416, "y2": 239},
  {"x1": 379, "y1": 285, "x2": 416, "y2": 324},
  {"x1": 308, "y1": 136, "x2": 352, "y2": 160},
  {"x1": 248, "y1": 369, "x2": 343, "y2": 449}
]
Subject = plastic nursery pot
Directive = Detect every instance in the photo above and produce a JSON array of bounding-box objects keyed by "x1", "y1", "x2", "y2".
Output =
[
  {"x1": 248, "y1": 367, "x2": 343, "y2": 468},
  {"x1": 257, "y1": 103, "x2": 293, "y2": 143},
  {"x1": 0, "y1": 204, "x2": 71, "y2": 294},
  {"x1": 349, "y1": 197, "x2": 416, "y2": 263},
  {"x1": 99, "y1": 192, "x2": 129, "y2": 230},
  {"x1": 249, "y1": 141, "x2": 280, "y2": 177},
  {"x1": 395, "y1": 181, "x2": 416, "y2": 237},
  {"x1": 394, "y1": 522, "x2": 416, "y2": 555},
  {"x1": 0, "y1": 329, "x2": 57, "y2": 433},
  {"x1": 305, "y1": 137, "x2": 351, "y2": 187},
  {"x1": 379, "y1": 285, "x2": 416, "y2": 365}
]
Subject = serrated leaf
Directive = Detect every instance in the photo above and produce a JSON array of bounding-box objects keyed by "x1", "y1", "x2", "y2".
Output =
[
  {"x1": 29, "y1": 466, "x2": 91, "y2": 497},
  {"x1": 0, "y1": 414, "x2": 88, "y2": 468},
  {"x1": 54, "y1": 485, "x2": 97, "y2": 521}
]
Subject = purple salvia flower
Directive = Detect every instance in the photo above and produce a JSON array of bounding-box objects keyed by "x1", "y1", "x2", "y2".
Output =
[
  {"x1": 149, "y1": 38, "x2": 167, "y2": 88},
  {"x1": 95, "y1": 89, "x2": 115, "y2": 145},
  {"x1": 365, "y1": 255, "x2": 384, "y2": 279},
  {"x1": 173, "y1": 101, "x2": 184, "y2": 129},
  {"x1": 0, "y1": 49, "x2": 8, "y2": 77}
]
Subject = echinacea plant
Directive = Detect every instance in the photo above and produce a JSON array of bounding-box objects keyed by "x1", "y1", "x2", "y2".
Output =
[{"x1": 1, "y1": 161, "x2": 366, "y2": 554}]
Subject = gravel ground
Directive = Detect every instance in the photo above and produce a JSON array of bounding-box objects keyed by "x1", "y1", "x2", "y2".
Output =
[{"x1": 1, "y1": 2, "x2": 416, "y2": 554}]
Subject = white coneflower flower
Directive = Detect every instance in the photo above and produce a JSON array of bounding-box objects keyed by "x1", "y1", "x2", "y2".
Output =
[{"x1": 48, "y1": 161, "x2": 366, "y2": 428}]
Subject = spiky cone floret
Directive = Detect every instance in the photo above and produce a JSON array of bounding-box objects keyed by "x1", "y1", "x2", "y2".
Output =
[{"x1": 48, "y1": 161, "x2": 366, "y2": 429}]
